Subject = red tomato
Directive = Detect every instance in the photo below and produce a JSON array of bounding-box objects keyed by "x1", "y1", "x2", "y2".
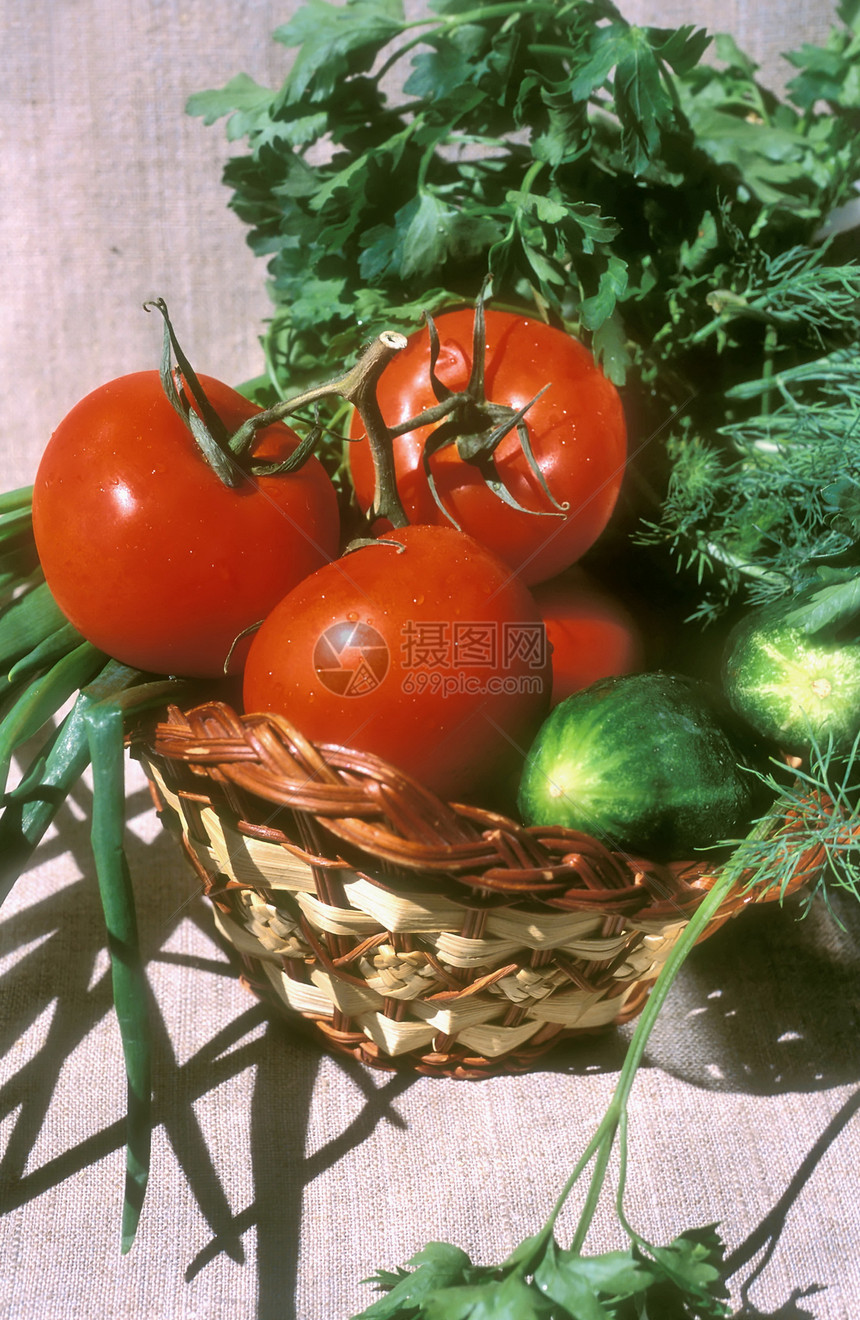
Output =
[
  {"x1": 532, "y1": 568, "x2": 645, "y2": 706},
  {"x1": 242, "y1": 524, "x2": 551, "y2": 800},
  {"x1": 348, "y1": 309, "x2": 627, "y2": 585},
  {"x1": 32, "y1": 371, "x2": 340, "y2": 678}
]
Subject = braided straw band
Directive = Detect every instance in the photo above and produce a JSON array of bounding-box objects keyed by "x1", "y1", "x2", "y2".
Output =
[{"x1": 133, "y1": 702, "x2": 819, "y2": 1078}]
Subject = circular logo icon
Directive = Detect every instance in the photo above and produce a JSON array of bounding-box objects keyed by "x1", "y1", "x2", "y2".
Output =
[{"x1": 313, "y1": 621, "x2": 390, "y2": 697}]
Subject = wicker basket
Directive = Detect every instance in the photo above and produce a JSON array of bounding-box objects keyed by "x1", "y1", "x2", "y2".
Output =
[{"x1": 132, "y1": 700, "x2": 821, "y2": 1079}]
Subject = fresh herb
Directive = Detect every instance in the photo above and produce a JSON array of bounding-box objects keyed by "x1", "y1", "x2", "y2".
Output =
[
  {"x1": 189, "y1": 0, "x2": 860, "y2": 613},
  {"x1": 350, "y1": 759, "x2": 860, "y2": 1319},
  {"x1": 356, "y1": 1229, "x2": 729, "y2": 1319},
  {"x1": 0, "y1": 489, "x2": 189, "y2": 1244},
  {"x1": 745, "y1": 736, "x2": 860, "y2": 918},
  {"x1": 4, "y1": 0, "x2": 859, "y2": 1273},
  {"x1": 638, "y1": 346, "x2": 860, "y2": 620}
]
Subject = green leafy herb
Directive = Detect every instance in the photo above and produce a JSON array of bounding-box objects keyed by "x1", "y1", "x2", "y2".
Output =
[
  {"x1": 188, "y1": 0, "x2": 860, "y2": 614},
  {"x1": 739, "y1": 734, "x2": 860, "y2": 917},
  {"x1": 3, "y1": 0, "x2": 858, "y2": 1274},
  {"x1": 355, "y1": 1232, "x2": 729, "y2": 1319},
  {"x1": 637, "y1": 345, "x2": 860, "y2": 621},
  {"x1": 0, "y1": 486, "x2": 191, "y2": 1249},
  {"x1": 348, "y1": 732, "x2": 860, "y2": 1318}
]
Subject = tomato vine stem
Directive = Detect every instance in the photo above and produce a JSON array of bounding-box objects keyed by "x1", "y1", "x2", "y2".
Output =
[
  {"x1": 147, "y1": 296, "x2": 561, "y2": 530},
  {"x1": 226, "y1": 330, "x2": 413, "y2": 527},
  {"x1": 380, "y1": 295, "x2": 566, "y2": 526},
  {"x1": 145, "y1": 299, "x2": 240, "y2": 488}
]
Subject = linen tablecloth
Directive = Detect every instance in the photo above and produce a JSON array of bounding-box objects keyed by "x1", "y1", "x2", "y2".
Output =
[{"x1": 3, "y1": 2, "x2": 859, "y2": 1317}]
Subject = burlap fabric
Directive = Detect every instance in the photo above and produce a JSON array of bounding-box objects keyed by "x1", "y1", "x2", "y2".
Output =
[{"x1": 2, "y1": 2, "x2": 859, "y2": 1317}]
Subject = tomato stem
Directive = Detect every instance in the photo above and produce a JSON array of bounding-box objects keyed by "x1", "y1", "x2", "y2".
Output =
[
  {"x1": 228, "y1": 330, "x2": 412, "y2": 527},
  {"x1": 384, "y1": 293, "x2": 565, "y2": 524},
  {"x1": 224, "y1": 292, "x2": 560, "y2": 531},
  {"x1": 145, "y1": 299, "x2": 240, "y2": 488}
]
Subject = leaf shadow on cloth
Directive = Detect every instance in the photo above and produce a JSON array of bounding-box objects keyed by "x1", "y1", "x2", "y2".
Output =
[
  {"x1": 2, "y1": 771, "x2": 859, "y2": 1319},
  {"x1": 0, "y1": 775, "x2": 288, "y2": 1246},
  {"x1": 725, "y1": 1082, "x2": 860, "y2": 1319},
  {"x1": 638, "y1": 890, "x2": 860, "y2": 1095},
  {"x1": 537, "y1": 890, "x2": 860, "y2": 1095},
  {"x1": 0, "y1": 770, "x2": 419, "y2": 1320}
]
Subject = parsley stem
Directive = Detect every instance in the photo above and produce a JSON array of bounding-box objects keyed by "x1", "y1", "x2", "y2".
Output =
[
  {"x1": 519, "y1": 158, "x2": 545, "y2": 198},
  {"x1": 540, "y1": 863, "x2": 741, "y2": 1253},
  {"x1": 402, "y1": 1, "x2": 562, "y2": 30},
  {"x1": 374, "y1": 2, "x2": 565, "y2": 82}
]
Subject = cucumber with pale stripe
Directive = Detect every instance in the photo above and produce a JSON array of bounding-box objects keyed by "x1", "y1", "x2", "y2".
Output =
[
  {"x1": 722, "y1": 601, "x2": 860, "y2": 755},
  {"x1": 517, "y1": 671, "x2": 762, "y2": 861}
]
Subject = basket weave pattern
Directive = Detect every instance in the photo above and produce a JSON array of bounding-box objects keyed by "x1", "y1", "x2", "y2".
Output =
[{"x1": 135, "y1": 701, "x2": 819, "y2": 1078}]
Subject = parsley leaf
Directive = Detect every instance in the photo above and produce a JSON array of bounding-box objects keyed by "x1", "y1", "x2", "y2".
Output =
[
  {"x1": 188, "y1": 0, "x2": 860, "y2": 612},
  {"x1": 422, "y1": 1270, "x2": 553, "y2": 1319},
  {"x1": 357, "y1": 1242, "x2": 474, "y2": 1318},
  {"x1": 646, "y1": 1226, "x2": 731, "y2": 1318},
  {"x1": 353, "y1": 1231, "x2": 732, "y2": 1318},
  {"x1": 533, "y1": 1239, "x2": 655, "y2": 1316},
  {"x1": 185, "y1": 73, "x2": 275, "y2": 138},
  {"x1": 274, "y1": 0, "x2": 405, "y2": 103}
]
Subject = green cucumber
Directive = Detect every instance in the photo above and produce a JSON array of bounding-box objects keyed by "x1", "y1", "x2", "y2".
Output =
[
  {"x1": 722, "y1": 602, "x2": 860, "y2": 754},
  {"x1": 517, "y1": 671, "x2": 761, "y2": 861}
]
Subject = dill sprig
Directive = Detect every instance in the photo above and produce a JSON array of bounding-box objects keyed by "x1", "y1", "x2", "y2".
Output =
[
  {"x1": 736, "y1": 734, "x2": 860, "y2": 918},
  {"x1": 638, "y1": 344, "x2": 860, "y2": 620},
  {"x1": 188, "y1": 0, "x2": 860, "y2": 621}
]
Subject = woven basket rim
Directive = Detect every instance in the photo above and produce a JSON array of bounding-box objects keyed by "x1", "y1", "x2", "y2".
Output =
[
  {"x1": 131, "y1": 699, "x2": 820, "y2": 917},
  {"x1": 130, "y1": 698, "x2": 826, "y2": 1076}
]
